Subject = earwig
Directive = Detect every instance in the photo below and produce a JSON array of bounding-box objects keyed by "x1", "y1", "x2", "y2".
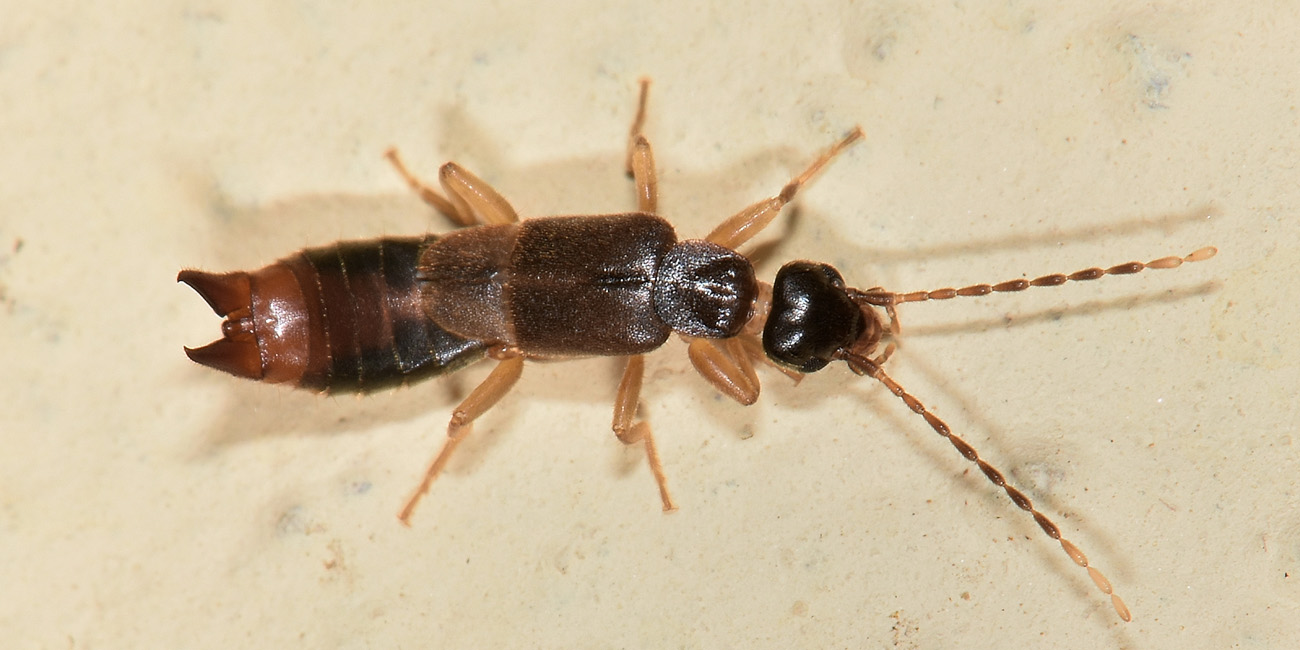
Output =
[{"x1": 179, "y1": 79, "x2": 1216, "y2": 622}]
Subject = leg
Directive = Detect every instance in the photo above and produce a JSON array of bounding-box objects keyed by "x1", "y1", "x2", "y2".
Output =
[
  {"x1": 385, "y1": 148, "x2": 471, "y2": 226},
  {"x1": 686, "y1": 337, "x2": 761, "y2": 405},
  {"x1": 868, "y1": 286, "x2": 900, "y2": 366},
  {"x1": 438, "y1": 162, "x2": 520, "y2": 225},
  {"x1": 385, "y1": 149, "x2": 520, "y2": 226},
  {"x1": 398, "y1": 355, "x2": 525, "y2": 525},
  {"x1": 705, "y1": 127, "x2": 863, "y2": 250},
  {"x1": 625, "y1": 78, "x2": 658, "y2": 213},
  {"x1": 613, "y1": 355, "x2": 676, "y2": 511}
]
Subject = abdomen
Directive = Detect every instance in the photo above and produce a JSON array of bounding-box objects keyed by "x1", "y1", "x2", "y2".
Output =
[
  {"x1": 291, "y1": 237, "x2": 488, "y2": 392},
  {"x1": 179, "y1": 236, "x2": 488, "y2": 393}
]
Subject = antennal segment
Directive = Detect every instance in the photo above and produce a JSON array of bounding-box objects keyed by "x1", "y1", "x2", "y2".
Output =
[
  {"x1": 837, "y1": 350, "x2": 1133, "y2": 622},
  {"x1": 851, "y1": 246, "x2": 1217, "y2": 307}
]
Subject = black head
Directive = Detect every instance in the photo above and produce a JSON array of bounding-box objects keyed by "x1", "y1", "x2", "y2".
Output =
[{"x1": 762, "y1": 261, "x2": 869, "y2": 372}]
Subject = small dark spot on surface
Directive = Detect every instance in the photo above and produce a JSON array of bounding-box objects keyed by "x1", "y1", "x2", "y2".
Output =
[
  {"x1": 276, "y1": 506, "x2": 327, "y2": 536},
  {"x1": 1126, "y1": 34, "x2": 1192, "y2": 110},
  {"x1": 870, "y1": 34, "x2": 896, "y2": 60},
  {"x1": 322, "y1": 539, "x2": 346, "y2": 574}
]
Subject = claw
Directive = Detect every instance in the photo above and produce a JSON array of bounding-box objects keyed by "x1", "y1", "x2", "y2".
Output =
[
  {"x1": 183, "y1": 338, "x2": 263, "y2": 380},
  {"x1": 178, "y1": 269, "x2": 264, "y2": 380},
  {"x1": 177, "y1": 269, "x2": 251, "y2": 318}
]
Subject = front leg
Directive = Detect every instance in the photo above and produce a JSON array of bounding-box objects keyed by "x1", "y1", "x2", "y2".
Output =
[
  {"x1": 686, "y1": 337, "x2": 761, "y2": 405},
  {"x1": 705, "y1": 127, "x2": 863, "y2": 249}
]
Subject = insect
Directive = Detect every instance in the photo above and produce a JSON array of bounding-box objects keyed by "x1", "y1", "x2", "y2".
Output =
[{"x1": 179, "y1": 79, "x2": 1215, "y2": 621}]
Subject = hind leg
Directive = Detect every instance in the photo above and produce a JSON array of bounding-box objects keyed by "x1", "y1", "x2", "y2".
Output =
[
  {"x1": 385, "y1": 149, "x2": 520, "y2": 226},
  {"x1": 398, "y1": 355, "x2": 525, "y2": 525}
]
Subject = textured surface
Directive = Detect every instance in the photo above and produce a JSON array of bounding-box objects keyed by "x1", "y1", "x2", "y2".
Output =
[{"x1": 0, "y1": 1, "x2": 1294, "y2": 648}]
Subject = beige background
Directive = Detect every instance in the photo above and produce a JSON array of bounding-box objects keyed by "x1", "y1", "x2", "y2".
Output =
[{"x1": 2, "y1": 1, "x2": 1296, "y2": 648}]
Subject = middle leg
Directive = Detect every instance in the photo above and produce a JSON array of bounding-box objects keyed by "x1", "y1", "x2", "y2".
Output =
[
  {"x1": 613, "y1": 355, "x2": 676, "y2": 511},
  {"x1": 625, "y1": 78, "x2": 658, "y2": 214}
]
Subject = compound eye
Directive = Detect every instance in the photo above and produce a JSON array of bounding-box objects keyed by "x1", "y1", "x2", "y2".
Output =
[{"x1": 762, "y1": 261, "x2": 865, "y2": 372}]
